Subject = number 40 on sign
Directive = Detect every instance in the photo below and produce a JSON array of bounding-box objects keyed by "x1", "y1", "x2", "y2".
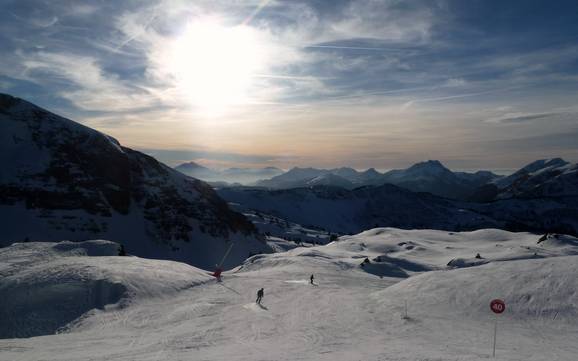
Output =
[{"x1": 490, "y1": 299, "x2": 505, "y2": 314}]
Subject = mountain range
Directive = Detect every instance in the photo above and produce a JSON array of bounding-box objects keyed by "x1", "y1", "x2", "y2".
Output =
[
  {"x1": 251, "y1": 158, "x2": 578, "y2": 202},
  {"x1": 253, "y1": 161, "x2": 499, "y2": 200},
  {"x1": 174, "y1": 153, "x2": 577, "y2": 204}
]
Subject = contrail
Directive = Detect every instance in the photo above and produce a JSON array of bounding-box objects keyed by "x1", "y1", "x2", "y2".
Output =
[
  {"x1": 253, "y1": 73, "x2": 331, "y2": 80},
  {"x1": 400, "y1": 87, "x2": 519, "y2": 110},
  {"x1": 314, "y1": 85, "x2": 438, "y2": 103},
  {"x1": 242, "y1": 0, "x2": 272, "y2": 25},
  {"x1": 114, "y1": 14, "x2": 158, "y2": 52},
  {"x1": 305, "y1": 45, "x2": 404, "y2": 52}
]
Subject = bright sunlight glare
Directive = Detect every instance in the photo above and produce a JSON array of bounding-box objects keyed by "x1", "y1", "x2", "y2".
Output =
[{"x1": 168, "y1": 19, "x2": 265, "y2": 114}]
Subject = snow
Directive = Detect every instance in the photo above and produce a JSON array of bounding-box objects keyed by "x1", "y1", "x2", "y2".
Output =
[
  {"x1": 0, "y1": 240, "x2": 211, "y2": 338},
  {"x1": 2, "y1": 228, "x2": 578, "y2": 360},
  {"x1": 493, "y1": 158, "x2": 578, "y2": 198}
]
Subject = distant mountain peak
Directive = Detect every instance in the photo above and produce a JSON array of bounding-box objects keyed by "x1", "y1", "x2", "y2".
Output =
[
  {"x1": 175, "y1": 161, "x2": 210, "y2": 171},
  {"x1": 412, "y1": 160, "x2": 445, "y2": 168},
  {"x1": 405, "y1": 160, "x2": 452, "y2": 175}
]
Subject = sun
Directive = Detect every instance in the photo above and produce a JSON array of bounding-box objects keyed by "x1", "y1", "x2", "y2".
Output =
[{"x1": 167, "y1": 18, "x2": 265, "y2": 114}]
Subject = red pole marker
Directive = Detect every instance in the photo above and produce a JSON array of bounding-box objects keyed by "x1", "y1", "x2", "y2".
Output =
[
  {"x1": 490, "y1": 299, "x2": 506, "y2": 357},
  {"x1": 212, "y1": 268, "x2": 222, "y2": 280}
]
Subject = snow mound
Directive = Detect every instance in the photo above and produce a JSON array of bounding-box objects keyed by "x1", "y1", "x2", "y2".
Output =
[
  {"x1": 375, "y1": 256, "x2": 578, "y2": 323},
  {"x1": 237, "y1": 228, "x2": 578, "y2": 282},
  {"x1": 0, "y1": 241, "x2": 212, "y2": 339},
  {"x1": 337, "y1": 228, "x2": 578, "y2": 269}
]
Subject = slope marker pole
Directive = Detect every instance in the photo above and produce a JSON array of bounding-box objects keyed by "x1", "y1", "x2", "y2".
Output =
[
  {"x1": 404, "y1": 300, "x2": 408, "y2": 319},
  {"x1": 489, "y1": 299, "x2": 505, "y2": 358},
  {"x1": 218, "y1": 242, "x2": 235, "y2": 269},
  {"x1": 492, "y1": 317, "x2": 497, "y2": 358}
]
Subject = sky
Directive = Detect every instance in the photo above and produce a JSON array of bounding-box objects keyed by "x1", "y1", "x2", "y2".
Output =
[{"x1": 1, "y1": 0, "x2": 578, "y2": 171}]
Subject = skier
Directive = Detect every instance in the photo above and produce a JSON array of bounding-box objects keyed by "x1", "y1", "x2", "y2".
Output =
[
  {"x1": 310, "y1": 274, "x2": 314, "y2": 285},
  {"x1": 118, "y1": 244, "x2": 126, "y2": 256},
  {"x1": 256, "y1": 288, "x2": 264, "y2": 304}
]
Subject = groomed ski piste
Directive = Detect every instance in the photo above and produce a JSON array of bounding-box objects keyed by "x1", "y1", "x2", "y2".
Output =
[{"x1": 2, "y1": 228, "x2": 578, "y2": 360}]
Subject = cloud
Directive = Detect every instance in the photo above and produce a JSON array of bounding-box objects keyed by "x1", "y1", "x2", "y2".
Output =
[
  {"x1": 485, "y1": 129, "x2": 578, "y2": 152},
  {"x1": 1, "y1": 0, "x2": 578, "y2": 169},
  {"x1": 485, "y1": 112, "x2": 559, "y2": 124},
  {"x1": 445, "y1": 78, "x2": 466, "y2": 87},
  {"x1": 17, "y1": 51, "x2": 156, "y2": 111}
]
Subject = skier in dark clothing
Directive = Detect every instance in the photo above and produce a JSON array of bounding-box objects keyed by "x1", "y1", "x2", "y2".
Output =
[
  {"x1": 118, "y1": 244, "x2": 126, "y2": 256},
  {"x1": 256, "y1": 288, "x2": 264, "y2": 304},
  {"x1": 310, "y1": 274, "x2": 314, "y2": 285}
]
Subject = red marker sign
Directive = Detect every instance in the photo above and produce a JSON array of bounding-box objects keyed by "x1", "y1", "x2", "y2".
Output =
[
  {"x1": 490, "y1": 299, "x2": 505, "y2": 314},
  {"x1": 212, "y1": 268, "x2": 222, "y2": 279}
]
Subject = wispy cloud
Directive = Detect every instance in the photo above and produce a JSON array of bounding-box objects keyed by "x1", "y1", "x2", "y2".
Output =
[
  {"x1": 485, "y1": 112, "x2": 559, "y2": 124},
  {"x1": 1, "y1": 0, "x2": 578, "y2": 169}
]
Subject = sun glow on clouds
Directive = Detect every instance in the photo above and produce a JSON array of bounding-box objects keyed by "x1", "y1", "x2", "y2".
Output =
[{"x1": 166, "y1": 18, "x2": 266, "y2": 114}]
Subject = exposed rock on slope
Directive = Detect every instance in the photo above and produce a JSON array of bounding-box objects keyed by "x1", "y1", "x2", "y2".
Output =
[{"x1": 0, "y1": 93, "x2": 270, "y2": 269}]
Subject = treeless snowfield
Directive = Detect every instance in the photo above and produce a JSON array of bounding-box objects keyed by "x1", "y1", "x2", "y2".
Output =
[{"x1": 2, "y1": 229, "x2": 578, "y2": 360}]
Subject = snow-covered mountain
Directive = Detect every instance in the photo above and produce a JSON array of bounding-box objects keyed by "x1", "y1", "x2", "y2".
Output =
[
  {"x1": 304, "y1": 173, "x2": 355, "y2": 189},
  {"x1": 255, "y1": 166, "x2": 383, "y2": 189},
  {"x1": 218, "y1": 184, "x2": 500, "y2": 234},
  {"x1": 493, "y1": 158, "x2": 578, "y2": 199},
  {"x1": 329, "y1": 167, "x2": 383, "y2": 184},
  {"x1": 0, "y1": 93, "x2": 270, "y2": 269},
  {"x1": 495, "y1": 158, "x2": 569, "y2": 189},
  {"x1": 255, "y1": 167, "x2": 328, "y2": 188},
  {"x1": 3, "y1": 228, "x2": 578, "y2": 360},
  {"x1": 175, "y1": 162, "x2": 283, "y2": 185},
  {"x1": 380, "y1": 160, "x2": 501, "y2": 200}
]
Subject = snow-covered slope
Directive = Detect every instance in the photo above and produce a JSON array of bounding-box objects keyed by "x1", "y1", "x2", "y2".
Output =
[
  {"x1": 255, "y1": 167, "x2": 329, "y2": 188},
  {"x1": 494, "y1": 158, "x2": 569, "y2": 189},
  {"x1": 378, "y1": 255, "x2": 578, "y2": 323},
  {"x1": 0, "y1": 93, "x2": 271, "y2": 269},
  {"x1": 3, "y1": 228, "x2": 578, "y2": 360},
  {"x1": 304, "y1": 173, "x2": 355, "y2": 189},
  {"x1": 492, "y1": 158, "x2": 578, "y2": 199},
  {"x1": 0, "y1": 240, "x2": 212, "y2": 338}
]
